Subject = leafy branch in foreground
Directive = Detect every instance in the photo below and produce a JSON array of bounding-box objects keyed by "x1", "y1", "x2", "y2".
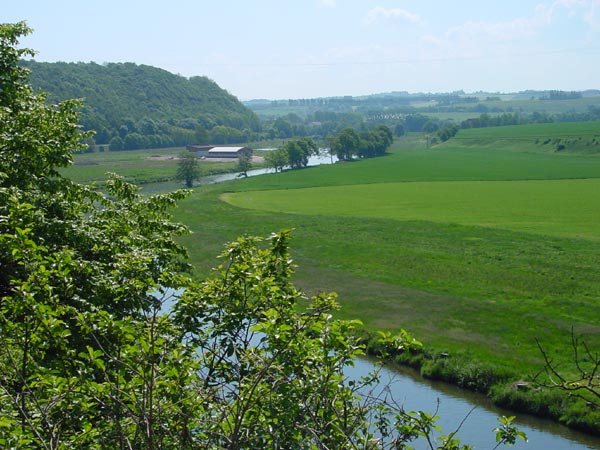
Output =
[{"x1": 0, "y1": 21, "x2": 526, "y2": 449}]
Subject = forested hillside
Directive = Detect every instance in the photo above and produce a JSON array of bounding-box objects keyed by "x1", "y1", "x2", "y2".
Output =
[{"x1": 21, "y1": 60, "x2": 260, "y2": 149}]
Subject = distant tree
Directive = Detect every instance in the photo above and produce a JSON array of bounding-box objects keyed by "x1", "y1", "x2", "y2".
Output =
[
  {"x1": 437, "y1": 125, "x2": 459, "y2": 142},
  {"x1": 170, "y1": 126, "x2": 197, "y2": 146},
  {"x1": 264, "y1": 148, "x2": 288, "y2": 172},
  {"x1": 394, "y1": 122, "x2": 405, "y2": 137},
  {"x1": 404, "y1": 113, "x2": 430, "y2": 132},
  {"x1": 271, "y1": 117, "x2": 293, "y2": 138},
  {"x1": 422, "y1": 120, "x2": 439, "y2": 133},
  {"x1": 237, "y1": 150, "x2": 252, "y2": 177},
  {"x1": 358, "y1": 132, "x2": 378, "y2": 158},
  {"x1": 118, "y1": 124, "x2": 129, "y2": 138},
  {"x1": 357, "y1": 126, "x2": 393, "y2": 158},
  {"x1": 375, "y1": 125, "x2": 393, "y2": 148},
  {"x1": 281, "y1": 137, "x2": 318, "y2": 169},
  {"x1": 194, "y1": 125, "x2": 209, "y2": 144},
  {"x1": 123, "y1": 132, "x2": 146, "y2": 150},
  {"x1": 138, "y1": 117, "x2": 159, "y2": 135},
  {"x1": 108, "y1": 135, "x2": 124, "y2": 150},
  {"x1": 285, "y1": 140, "x2": 304, "y2": 169},
  {"x1": 297, "y1": 137, "x2": 318, "y2": 162},
  {"x1": 210, "y1": 125, "x2": 243, "y2": 145},
  {"x1": 95, "y1": 125, "x2": 112, "y2": 144},
  {"x1": 176, "y1": 151, "x2": 200, "y2": 187},
  {"x1": 331, "y1": 128, "x2": 360, "y2": 161}
]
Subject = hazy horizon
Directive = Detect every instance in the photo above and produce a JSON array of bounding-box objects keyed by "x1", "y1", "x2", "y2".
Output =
[{"x1": 6, "y1": 0, "x2": 600, "y2": 100}]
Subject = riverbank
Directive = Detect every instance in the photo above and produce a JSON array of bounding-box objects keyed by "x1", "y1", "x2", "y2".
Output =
[{"x1": 360, "y1": 330, "x2": 600, "y2": 436}]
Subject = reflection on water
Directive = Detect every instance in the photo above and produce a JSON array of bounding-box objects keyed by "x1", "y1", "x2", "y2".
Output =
[
  {"x1": 155, "y1": 253, "x2": 600, "y2": 448},
  {"x1": 350, "y1": 358, "x2": 599, "y2": 449},
  {"x1": 199, "y1": 151, "x2": 336, "y2": 185}
]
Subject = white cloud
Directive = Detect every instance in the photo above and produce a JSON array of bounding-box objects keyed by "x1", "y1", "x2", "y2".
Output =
[
  {"x1": 440, "y1": 0, "x2": 599, "y2": 44},
  {"x1": 448, "y1": 7, "x2": 553, "y2": 43},
  {"x1": 365, "y1": 6, "x2": 421, "y2": 25},
  {"x1": 583, "y1": 0, "x2": 600, "y2": 30}
]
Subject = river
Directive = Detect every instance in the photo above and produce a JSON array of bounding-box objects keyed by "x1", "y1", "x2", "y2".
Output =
[
  {"x1": 157, "y1": 289, "x2": 600, "y2": 449},
  {"x1": 350, "y1": 358, "x2": 600, "y2": 449},
  {"x1": 198, "y1": 150, "x2": 337, "y2": 184}
]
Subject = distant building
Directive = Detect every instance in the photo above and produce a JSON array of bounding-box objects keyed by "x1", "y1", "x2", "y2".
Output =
[{"x1": 187, "y1": 145, "x2": 252, "y2": 159}]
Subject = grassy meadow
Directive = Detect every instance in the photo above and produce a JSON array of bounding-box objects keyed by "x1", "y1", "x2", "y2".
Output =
[
  {"x1": 61, "y1": 146, "x2": 243, "y2": 185},
  {"x1": 451, "y1": 121, "x2": 600, "y2": 154},
  {"x1": 171, "y1": 128, "x2": 600, "y2": 384},
  {"x1": 223, "y1": 178, "x2": 600, "y2": 241},
  {"x1": 66, "y1": 125, "x2": 600, "y2": 414}
]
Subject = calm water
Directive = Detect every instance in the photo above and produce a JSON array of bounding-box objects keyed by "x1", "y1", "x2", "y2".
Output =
[
  {"x1": 156, "y1": 289, "x2": 600, "y2": 449},
  {"x1": 349, "y1": 358, "x2": 600, "y2": 449},
  {"x1": 199, "y1": 151, "x2": 336, "y2": 184}
]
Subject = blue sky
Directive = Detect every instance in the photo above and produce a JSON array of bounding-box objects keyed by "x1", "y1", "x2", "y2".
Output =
[{"x1": 5, "y1": 0, "x2": 600, "y2": 99}]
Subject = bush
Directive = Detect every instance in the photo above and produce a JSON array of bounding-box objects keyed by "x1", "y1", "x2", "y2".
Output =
[{"x1": 421, "y1": 355, "x2": 514, "y2": 393}]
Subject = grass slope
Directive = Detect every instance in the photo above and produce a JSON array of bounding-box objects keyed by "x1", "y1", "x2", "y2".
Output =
[
  {"x1": 231, "y1": 135, "x2": 600, "y2": 193},
  {"x1": 172, "y1": 128, "x2": 600, "y2": 381},
  {"x1": 451, "y1": 121, "x2": 600, "y2": 154},
  {"x1": 65, "y1": 125, "x2": 600, "y2": 402}
]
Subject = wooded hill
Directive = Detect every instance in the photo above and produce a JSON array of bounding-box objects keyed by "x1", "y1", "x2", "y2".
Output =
[{"x1": 21, "y1": 60, "x2": 260, "y2": 148}]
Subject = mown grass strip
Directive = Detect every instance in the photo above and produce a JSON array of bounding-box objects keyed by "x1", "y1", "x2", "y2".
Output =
[{"x1": 222, "y1": 178, "x2": 600, "y2": 241}]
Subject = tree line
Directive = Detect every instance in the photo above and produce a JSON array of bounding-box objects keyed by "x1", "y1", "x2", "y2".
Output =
[
  {"x1": 262, "y1": 125, "x2": 394, "y2": 173},
  {"x1": 23, "y1": 60, "x2": 261, "y2": 151},
  {"x1": 330, "y1": 125, "x2": 394, "y2": 161}
]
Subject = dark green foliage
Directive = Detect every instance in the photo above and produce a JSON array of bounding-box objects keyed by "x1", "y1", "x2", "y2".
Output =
[
  {"x1": 331, "y1": 126, "x2": 393, "y2": 160},
  {"x1": 237, "y1": 151, "x2": 252, "y2": 176},
  {"x1": 21, "y1": 59, "x2": 260, "y2": 148},
  {"x1": 283, "y1": 137, "x2": 318, "y2": 169},
  {"x1": 421, "y1": 356, "x2": 514, "y2": 394},
  {"x1": 264, "y1": 138, "x2": 318, "y2": 171},
  {"x1": 491, "y1": 385, "x2": 566, "y2": 420},
  {"x1": 461, "y1": 112, "x2": 524, "y2": 129},
  {"x1": 209, "y1": 124, "x2": 245, "y2": 144},
  {"x1": 331, "y1": 127, "x2": 361, "y2": 161},
  {"x1": 264, "y1": 147, "x2": 288, "y2": 172},
  {"x1": 176, "y1": 151, "x2": 200, "y2": 187},
  {"x1": 437, "y1": 124, "x2": 459, "y2": 142},
  {"x1": 108, "y1": 135, "x2": 124, "y2": 150},
  {"x1": 394, "y1": 122, "x2": 405, "y2": 137},
  {"x1": 1, "y1": 22, "x2": 194, "y2": 446},
  {"x1": 2, "y1": 22, "x2": 529, "y2": 448}
]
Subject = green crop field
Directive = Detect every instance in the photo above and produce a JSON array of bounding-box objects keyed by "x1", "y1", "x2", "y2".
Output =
[{"x1": 455, "y1": 121, "x2": 600, "y2": 140}]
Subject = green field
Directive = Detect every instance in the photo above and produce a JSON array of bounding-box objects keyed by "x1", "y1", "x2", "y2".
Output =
[
  {"x1": 223, "y1": 178, "x2": 600, "y2": 241},
  {"x1": 451, "y1": 121, "x2": 600, "y2": 154},
  {"x1": 167, "y1": 128, "x2": 600, "y2": 384},
  {"x1": 61, "y1": 146, "x2": 242, "y2": 184},
  {"x1": 66, "y1": 125, "x2": 600, "y2": 421},
  {"x1": 455, "y1": 121, "x2": 600, "y2": 140}
]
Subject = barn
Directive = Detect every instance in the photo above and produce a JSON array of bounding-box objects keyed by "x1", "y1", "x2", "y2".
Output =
[{"x1": 187, "y1": 145, "x2": 252, "y2": 159}]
